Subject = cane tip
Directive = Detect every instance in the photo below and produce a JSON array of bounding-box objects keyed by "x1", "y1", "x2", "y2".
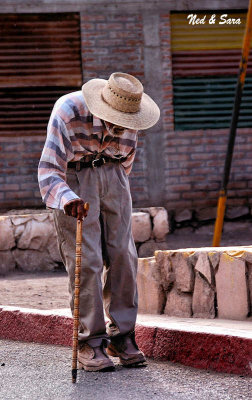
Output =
[{"x1": 72, "y1": 369, "x2": 77, "y2": 383}]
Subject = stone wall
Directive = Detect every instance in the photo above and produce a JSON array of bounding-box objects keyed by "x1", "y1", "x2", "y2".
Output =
[
  {"x1": 137, "y1": 247, "x2": 252, "y2": 320},
  {"x1": 172, "y1": 205, "x2": 252, "y2": 233},
  {"x1": 0, "y1": 212, "x2": 60, "y2": 275},
  {"x1": 0, "y1": 208, "x2": 169, "y2": 275}
]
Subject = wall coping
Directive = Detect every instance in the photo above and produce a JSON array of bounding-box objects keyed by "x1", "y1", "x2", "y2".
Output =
[{"x1": 0, "y1": 0, "x2": 249, "y2": 13}]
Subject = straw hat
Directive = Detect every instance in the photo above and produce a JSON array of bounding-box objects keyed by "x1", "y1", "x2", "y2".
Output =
[{"x1": 82, "y1": 72, "x2": 160, "y2": 130}]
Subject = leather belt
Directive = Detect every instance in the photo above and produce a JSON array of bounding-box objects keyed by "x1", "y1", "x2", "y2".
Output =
[{"x1": 68, "y1": 155, "x2": 127, "y2": 171}]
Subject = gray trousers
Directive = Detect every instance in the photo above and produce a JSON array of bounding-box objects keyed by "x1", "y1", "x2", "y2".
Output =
[{"x1": 53, "y1": 163, "x2": 138, "y2": 347}]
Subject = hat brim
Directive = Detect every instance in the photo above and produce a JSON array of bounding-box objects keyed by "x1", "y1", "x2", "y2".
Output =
[{"x1": 82, "y1": 79, "x2": 160, "y2": 130}]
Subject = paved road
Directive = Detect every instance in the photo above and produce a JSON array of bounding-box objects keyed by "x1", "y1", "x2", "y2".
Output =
[{"x1": 0, "y1": 340, "x2": 251, "y2": 400}]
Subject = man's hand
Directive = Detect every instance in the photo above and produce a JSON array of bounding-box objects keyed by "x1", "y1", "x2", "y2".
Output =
[{"x1": 64, "y1": 199, "x2": 89, "y2": 220}]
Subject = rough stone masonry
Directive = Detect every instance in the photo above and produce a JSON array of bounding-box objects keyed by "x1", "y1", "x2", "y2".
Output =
[
  {"x1": 0, "y1": 207, "x2": 169, "y2": 274},
  {"x1": 137, "y1": 247, "x2": 252, "y2": 321}
]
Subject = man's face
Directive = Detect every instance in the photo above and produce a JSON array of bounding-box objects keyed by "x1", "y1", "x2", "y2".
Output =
[{"x1": 103, "y1": 120, "x2": 125, "y2": 136}]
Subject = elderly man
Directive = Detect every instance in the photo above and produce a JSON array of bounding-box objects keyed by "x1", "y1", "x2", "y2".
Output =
[{"x1": 38, "y1": 72, "x2": 160, "y2": 371}]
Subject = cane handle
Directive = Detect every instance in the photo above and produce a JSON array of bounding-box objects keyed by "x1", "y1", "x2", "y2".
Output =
[{"x1": 83, "y1": 202, "x2": 89, "y2": 212}]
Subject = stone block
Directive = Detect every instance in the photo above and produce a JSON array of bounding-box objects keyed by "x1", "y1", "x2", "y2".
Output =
[
  {"x1": 11, "y1": 215, "x2": 31, "y2": 242},
  {"x1": 132, "y1": 212, "x2": 151, "y2": 243},
  {"x1": 195, "y1": 253, "x2": 212, "y2": 285},
  {"x1": 155, "y1": 251, "x2": 175, "y2": 291},
  {"x1": 33, "y1": 214, "x2": 50, "y2": 222},
  {"x1": 170, "y1": 252, "x2": 194, "y2": 292},
  {"x1": 17, "y1": 219, "x2": 54, "y2": 250},
  {"x1": 153, "y1": 208, "x2": 169, "y2": 241},
  {"x1": 226, "y1": 206, "x2": 249, "y2": 219},
  {"x1": 247, "y1": 263, "x2": 252, "y2": 311},
  {"x1": 13, "y1": 249, "x2": 57, "y2": 272},
  {"x1": 0, "y1": 217, "x2": 15, "y2": 250},
  {"x1": 11, "y1": 215, "x2": 33, "y2": 226},
  {"x1": 138, "y1": 240, "x2": 168, "y2": 258},
  {"x1": 243, "y1": 250, "x2": 252, "y2": 264},
  {"x1": 223, "y1": 221, "x2": 252, "y2": 233},
  {"x1": 194, "y1": 224, "x2": 215, "y2": 236},
  {"x1": 147, "y1": 207, "x2": 163, "y2": 218},
  {"x1": 137, "y1": 257, "x2": 165, "y2": 314},
  {"x1": 192, "y1": 272, "x2": 215, "y2": 318},
  {"x1": 164, "y1": 287, "x2": 192, "y2": 317},
  {"x1": 216, "y1": 253, "x2": 249, "y2": 320},
  {"x1": 0, "y1": 251, "x2": 16, "y2": 275},
  {"x1": 175, "y1": 209, "x2": 192, "y2": 223},
  {"x1": 196, "y1": 207, "x2": 216, "y2": 221},
  {"x1": 188, "y1": 251, "x2": 199, "y2": 268},
  {"x1": 208, "y1": 251, "x2": 220, "y2": 272},
  {"x1": 13, "y1": 224, "x2": 25, "y2": 240}
]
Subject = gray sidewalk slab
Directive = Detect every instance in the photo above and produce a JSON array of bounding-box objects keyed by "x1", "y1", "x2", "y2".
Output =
[
  {"x1": 0, "y1": 339, "x2": 251, "y2": 400},
  {"x1": 138, "y1": 314, "x2": 252, "y2": 339}
]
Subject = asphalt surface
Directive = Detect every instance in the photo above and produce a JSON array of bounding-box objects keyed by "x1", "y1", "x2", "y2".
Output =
[{"x1": 0, "y1": 340, "x2": 251, "y2": 400}]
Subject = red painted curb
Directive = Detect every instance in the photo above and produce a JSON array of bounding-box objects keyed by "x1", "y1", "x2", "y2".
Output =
[
  {"x1": 0, "y1": 307, "x2": 251, "y2": 376},
  {"x1": 152, "y1": 328, "x2": 252, "y2": 377},
  {"x1": 0, "y1": 308, "x2": 73, "y2": 347},
  {"x1": 135, "y1": 325, "x2": 157, "y2": 358}
]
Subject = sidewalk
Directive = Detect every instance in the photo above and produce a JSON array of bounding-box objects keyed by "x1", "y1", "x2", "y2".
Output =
[{"x1": 0, "y1": 271, "x2": 251, "y2": 377}]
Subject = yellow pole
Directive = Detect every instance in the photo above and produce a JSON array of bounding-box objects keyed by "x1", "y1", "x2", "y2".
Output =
[
  {"x1": 212, "y1": 190, "x2": 227, "y2": 247},
  {"x1": 212, "y1": 1, "x2": 252, "y2": 246}
]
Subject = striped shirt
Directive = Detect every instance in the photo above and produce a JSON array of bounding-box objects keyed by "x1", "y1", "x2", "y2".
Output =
[{"x1": 38, "y1": 91, "x2": 138, "y2": 210}]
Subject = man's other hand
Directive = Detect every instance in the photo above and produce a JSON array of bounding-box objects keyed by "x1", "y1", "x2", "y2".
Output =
[{"x1": 64, "y1": 199, "x2": 89, "y2": 220}]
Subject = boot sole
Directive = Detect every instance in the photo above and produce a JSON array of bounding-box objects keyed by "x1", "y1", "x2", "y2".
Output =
[
  {"x1": 78, "y1": 361, "x2": 115, "y2": 372},
  {"x1": 107, "y1": 348, "x2": 146, "y2": 366}
]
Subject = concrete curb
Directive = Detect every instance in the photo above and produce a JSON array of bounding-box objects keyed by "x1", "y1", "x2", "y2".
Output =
[{"x1": 0, "y1": 305, "x2": 251, "y2": 376}]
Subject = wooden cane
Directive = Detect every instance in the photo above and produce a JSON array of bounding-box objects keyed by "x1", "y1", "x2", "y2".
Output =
[{"x1": 72, "y1": 202, "x2": 89, "y2": 383}]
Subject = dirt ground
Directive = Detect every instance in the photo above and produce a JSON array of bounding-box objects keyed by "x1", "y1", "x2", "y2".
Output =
[{"x1": 0, "y1": 271, "x2": 69, "y2": 310}]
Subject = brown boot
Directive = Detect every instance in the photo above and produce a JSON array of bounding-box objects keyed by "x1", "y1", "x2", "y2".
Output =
[
  {"x1": 107, "y1": 332, "x2": 146, "y2": 367},
  {"x1": 78, "y1": 341, "x2": 115, "y2": 372}
]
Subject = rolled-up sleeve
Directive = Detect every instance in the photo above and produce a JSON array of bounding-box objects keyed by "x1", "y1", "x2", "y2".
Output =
[
  {"x1": 121, "y1": 131, "x2": 138, "y2": 175},
  {"x1": 121, "y1": 147, "x2": 137, "y2": 175},
  {"x1": 38, "y1": 112, "x2": 79, "y2": 210}
]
